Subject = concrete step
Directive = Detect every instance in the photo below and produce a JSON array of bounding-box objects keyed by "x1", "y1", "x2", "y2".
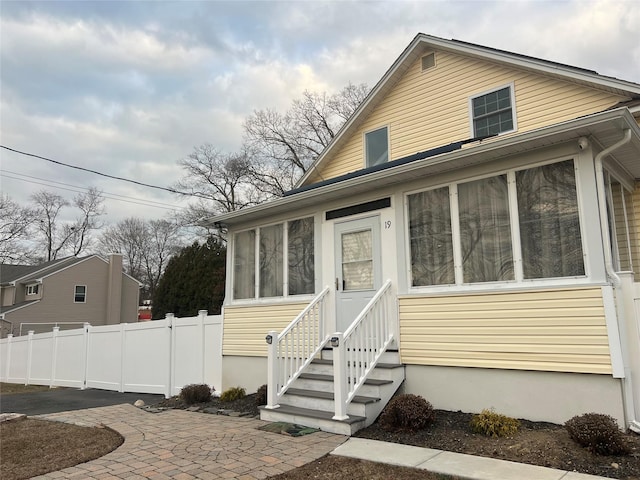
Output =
[
  {"x1": 295, "y1": 372, "x2": 393, "y2": 396},
  {"x1": 321, "y1": 348, "x2": 401, "y2": 364},
  {"x1": 282, "y1": 387, "x2": 380, "y2": 416},
  {"x1": 307, "y1": 358, "x2": 404, "y2": 381},
  {"x1": 259, "y1": 404, "x2": 365, "y2": 436}
]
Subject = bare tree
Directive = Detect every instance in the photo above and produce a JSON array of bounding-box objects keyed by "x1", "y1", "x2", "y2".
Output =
[
  {"x1": 243, "y1": 82, "x2": 370, "y2": 195},
  {"x1": 0, "y1": 194, "x2": 34, "y2": 263},
  {"x1": 99, "y1": 217, "x2": 184, "y2": 299},
  {"x1": 141, "y1": 219, "x2": 183, "y2": 299},
  {"x1": 99, "y1": 217, "x2": 147, "y2": 280},
  {"x1": 31, "y1": 189, "x2": 105, "y2": 262}
]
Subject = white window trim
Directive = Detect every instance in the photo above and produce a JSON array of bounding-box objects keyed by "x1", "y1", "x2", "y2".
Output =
[
  {"x1": 363, "y1": 125, "x2": 390, "y2": 169},
  {"x1": 405, "y1": 157, "x2": 589, "y2": 293},
  {"x1": 468, "y1": 82, "x2": 518, "y2": 138},
  {"x1": 26, "y1": 284, "x2": 39, "y2": 295},
  {"x1": 74, "y1": 285, "x2": 87, "y2": 303}
]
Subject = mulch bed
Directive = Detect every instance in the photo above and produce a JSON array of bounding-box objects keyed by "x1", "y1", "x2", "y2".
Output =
[
  {"x1": 149, "y1": 392, "x2": 261, "y2": 417},
  {"x1": 356, "y1": 409, "x2": 640, "y2": 480}
]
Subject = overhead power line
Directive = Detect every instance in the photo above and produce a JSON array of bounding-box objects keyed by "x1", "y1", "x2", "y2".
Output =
[
  {"x1": 1, "y1": 171, "x2": 184, "y2": 211},
  {"x1": 0, "y1": 145, "x2": 211, "y2": 200}
]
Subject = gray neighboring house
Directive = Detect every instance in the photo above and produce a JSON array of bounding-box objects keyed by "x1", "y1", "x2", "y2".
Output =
[{"x1": 0, "y1": 254, "x2": 141, "y2": 337}]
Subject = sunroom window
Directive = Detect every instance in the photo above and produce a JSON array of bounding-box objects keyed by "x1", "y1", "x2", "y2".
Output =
[
  {"x1": 408, "y1": 159, "x2": 584, "y2": 287},
  {"x1": 604, "y1": 171, "x2": 637, "y2": 273},
  {"x1": 471, "y1": 86, "x2": 515, "y2": 137},
  {"x1": 233, "y1": 217, "x2": 315, "y2": 300}
]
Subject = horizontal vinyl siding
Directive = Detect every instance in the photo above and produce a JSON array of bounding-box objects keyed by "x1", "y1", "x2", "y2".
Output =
[
  {"x1": 399, "y1": 287, "x2": 612, "y2": 374},
  {"x1": 632, "y1": 183, "x2": 640, "y2": 275},
  {"x1": 223, "y1": 302, "x2": 308, "y2": 357},
  {"x1": 315, "y1": 50, "x2": 625, "y2": 182}
]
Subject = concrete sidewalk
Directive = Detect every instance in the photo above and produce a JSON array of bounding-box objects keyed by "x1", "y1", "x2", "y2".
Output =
[{"x1": 332, "y1": 437, "x2": 611, "y2": 480}]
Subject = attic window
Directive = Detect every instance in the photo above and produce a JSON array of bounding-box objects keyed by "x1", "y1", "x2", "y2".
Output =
[
  {"x1": 421, "y1": 52, "x2": 436, "y2": 71},
  {"x1": 470, "y1": 85, "x2": 516, "y2": 137},
  {"x1": 26, "y1": 284, "x2": 39, "y2": 295},
  {"x1": 365, "y1": 126, "x2": 389, "y2": 168}
]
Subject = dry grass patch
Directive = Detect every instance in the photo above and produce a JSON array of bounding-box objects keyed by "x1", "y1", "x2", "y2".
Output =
[
  {"x1": 0, "y1": 418, "x2": 123, "y2": 480},
  {"x1": 270, "y1": 455, "x2": 460, "y2": 479},
  {"x1": 0, "y1": 383, "x2": 52, "y2": 394}
]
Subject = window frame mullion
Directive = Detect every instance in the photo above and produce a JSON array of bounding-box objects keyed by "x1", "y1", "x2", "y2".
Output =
[
  {"x1": 450, "y1": 183, "x2": 463, "y2": 285},
  {"x1": 507, "y1": 170, "x2": 524, "y2": 282}
]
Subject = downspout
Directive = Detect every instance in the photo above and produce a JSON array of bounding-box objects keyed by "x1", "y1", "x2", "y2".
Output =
[{"x1": 593, "y1": 128, "x2": 639, "y2": 433}]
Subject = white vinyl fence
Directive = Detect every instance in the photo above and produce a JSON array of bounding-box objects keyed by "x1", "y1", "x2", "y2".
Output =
[{"x1": 0, "y1": 311, "x2": 222, "y2": 397}]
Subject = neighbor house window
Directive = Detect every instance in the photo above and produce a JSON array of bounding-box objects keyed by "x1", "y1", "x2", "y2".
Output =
[
  {"x1": 408, "y1": 159, "x2": 584, "y2": 287},
  {"x1": 471, "y1": 85, "x2": 515, "y2": 137},
  {"x1": 26, "y1": 284, "x2": 39, "y2": 295},
  {"x1": 365, "y1": 126, "x2": 389, "y2": 168},
  {"x1": 74, "y1": 285, "x2": 86, "y2": 303},
  {"x1": 233, "y1": 216, "x2": 315, "y2": 300}
]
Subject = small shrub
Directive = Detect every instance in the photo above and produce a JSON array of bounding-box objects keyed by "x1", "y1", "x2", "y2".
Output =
[
  {"x1": 470, "y1": 409, "x2": 520, "y2": 437},
  {"x1": 180, "y1": 384, "x2": 212, "y2": 405},
  {"x1": 220, "y1": 386, "x2": 246, "y2": 402},
  {"x1": 256, "y1": 384, "x2": 268, "y2": 406},
  {"x1": 378, "y1": 394, "x2": 436, "y2": 432},
  {"x1": 565, "y1": 413, "x2": 629, "y2": 455}
]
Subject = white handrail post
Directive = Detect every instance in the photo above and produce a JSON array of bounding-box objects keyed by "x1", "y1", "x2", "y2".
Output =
[
  {"x1": 265, "y1": 330, "x2": 279, "y2": 409},
  {"x1": 332, "y1": 332, "x2": 348, "y2": 420}
]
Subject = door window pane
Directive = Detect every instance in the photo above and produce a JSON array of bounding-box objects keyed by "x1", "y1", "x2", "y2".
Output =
[
  {"x1": 288, "y1": 217, "x2": 314, "y2": 295},
  {"x1": 342, "y1": 230, "x2": 373, "y2": 290},
  {"x1": 458, "y1": 175, "x2": 514, "y2": 282},
  {"x1": 517, "y1": 160, "x2": 584, "y2": 278},
  {"x1": 259, "y1": 224, "x2": 283, "y2": 297},
  {"x1": 408, "y1": 187, "x2": 454, "y2": 286},
  {"x1": 233, "y1": 230, "x2": 255, "y2": 299}
]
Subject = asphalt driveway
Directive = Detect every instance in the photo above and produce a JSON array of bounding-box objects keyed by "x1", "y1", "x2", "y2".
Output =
[{"x1": 0, "y1": 387, "x2": 164, "y2": 415}]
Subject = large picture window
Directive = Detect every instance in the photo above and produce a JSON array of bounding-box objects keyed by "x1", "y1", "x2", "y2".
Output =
[
  {"x1": 408, "y1": 159, "x2": 584, "y2": 287},
  {"x1": 233, "y1": 217, "x2": 315, "y2": 300}
]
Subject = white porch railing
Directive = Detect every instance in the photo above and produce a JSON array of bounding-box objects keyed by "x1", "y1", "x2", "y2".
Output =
[
  {"x1": 265, "y1": 286, "x2": 331, "y2": 409},
  {"x1": 332, "y1": 279, "x2": 396, "y2": 420}
]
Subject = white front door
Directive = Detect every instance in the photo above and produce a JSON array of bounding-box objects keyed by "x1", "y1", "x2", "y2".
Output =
[{"x1": 334, "y1": 216, "x2": 381, "y2": 332}]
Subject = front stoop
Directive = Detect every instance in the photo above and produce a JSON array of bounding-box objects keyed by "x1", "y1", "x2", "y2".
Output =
[{"x1": 260, "y1": 349, "x2": 405, "y2": 435}]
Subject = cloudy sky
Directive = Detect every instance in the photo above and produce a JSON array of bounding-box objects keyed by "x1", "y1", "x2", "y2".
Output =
[{"x1": 1, "y1": 0, "x2": 638, "y2": 225}]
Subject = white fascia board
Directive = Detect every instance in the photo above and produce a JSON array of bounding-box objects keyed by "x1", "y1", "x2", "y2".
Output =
[
  {"x1": 206, "y1": 108, "x2": 639, "y2": 228},
  {"x1": 2, "y1": 300, "x2": 40, "y2": 316}
]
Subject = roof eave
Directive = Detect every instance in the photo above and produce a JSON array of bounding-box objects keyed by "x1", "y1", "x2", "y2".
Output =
[{"x1": 204, "y1": 108, "x2": 640, "y2": 228}]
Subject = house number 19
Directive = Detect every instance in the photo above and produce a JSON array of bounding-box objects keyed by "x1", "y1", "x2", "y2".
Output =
[{"x1": 384, "y1": 220, "x2": 392, "y2": 229}]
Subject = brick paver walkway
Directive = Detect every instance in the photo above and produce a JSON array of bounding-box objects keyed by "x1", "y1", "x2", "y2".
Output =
[{"x1": 33, "y1": 404, "x2": 347, "y2": 479}]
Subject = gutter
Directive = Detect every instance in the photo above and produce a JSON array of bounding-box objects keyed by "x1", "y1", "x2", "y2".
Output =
[{"x1": 593, "y1": 129, "x2": 640, "y2": 434}]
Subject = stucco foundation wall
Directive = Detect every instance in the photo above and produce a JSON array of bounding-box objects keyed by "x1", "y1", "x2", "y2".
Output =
[
  {"x1": 403, "y1": 364, "x2": 625, "y2": 426},
  {"x1": 221, "y1": 355, "x2": 267, "y2": 394}
]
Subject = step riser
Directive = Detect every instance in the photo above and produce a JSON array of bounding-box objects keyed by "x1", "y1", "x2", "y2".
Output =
[
  {"x1": 292, "y1": 378, "x2": 384, "y2": 397},
  {"x1": 260, "y1": 407, "x2": 362, "y2": 435},
  {"x1": 306, "y1": 363, "x2": 402, "y2": 381},
  {"x1": 281, "y1": 394, "x2": 370, "y2": 416}
]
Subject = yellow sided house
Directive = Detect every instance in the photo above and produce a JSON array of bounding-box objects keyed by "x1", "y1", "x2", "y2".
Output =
[{"x1": 206, "y1": 34, "x2": 640, "y2": 435}]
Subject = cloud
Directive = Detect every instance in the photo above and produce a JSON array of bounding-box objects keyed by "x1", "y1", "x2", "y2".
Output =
[{"x1": 1, "y1": 0, "x2": 637, "y2": 227}]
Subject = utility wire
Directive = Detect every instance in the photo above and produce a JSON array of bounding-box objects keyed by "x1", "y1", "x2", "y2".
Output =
[
  {"x1": 0, "y1": 145, "x2": 212, "y2": 200},
  {"x1": 1, "y1": 169, "x2": 184, "y2": 209},
  {"x1": 1, "y1": 172, "x2": 183, "y2": 211}
]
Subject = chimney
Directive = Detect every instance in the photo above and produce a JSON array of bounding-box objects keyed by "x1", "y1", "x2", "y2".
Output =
[{"x1": 106, "y1": 254, "x2": 123, "y2": 325}]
